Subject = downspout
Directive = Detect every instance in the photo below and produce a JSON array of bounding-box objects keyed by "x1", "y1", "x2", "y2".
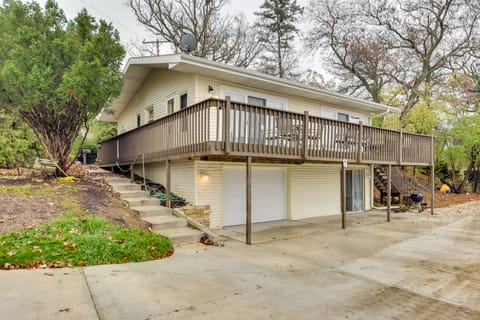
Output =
[
  {"x1": 369, "y1": 107, "x2": 391, "y2": 123},
  {"x1": 370, "y1": 165, "x2": 400, "y2": 210}
]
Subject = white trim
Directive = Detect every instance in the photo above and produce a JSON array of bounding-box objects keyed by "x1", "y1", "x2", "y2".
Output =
[
  {"x1": 220, "y1": 85, "x2": 288, "y2": 110},
  {"x1": 322, "y1": 106, "x2": 365, "y2": 124},
  {"x1": 145, "y1": 104, "x2": 154, "y2": 123},
  {"x1": 166, "y1": 95, "x2": 175, "y2": 114}
]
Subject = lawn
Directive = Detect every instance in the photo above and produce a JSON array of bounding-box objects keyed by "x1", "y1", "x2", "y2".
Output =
[{"x1": 0, "y1": 213, "x2": 173, "y2": 269}]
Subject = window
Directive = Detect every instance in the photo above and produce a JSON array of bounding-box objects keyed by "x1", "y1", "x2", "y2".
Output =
[
  {"x1": 337, "y1": 113, "x2": 349, "y2": 122},
  {"x1": 220, "y1": 85, "x2": 287, "y2": 110},
  {"x1": 247, "y1": 96, "x2": 266, "y2": 107},
  {"x1": 167, "y1": 97, "x2": 175, "y2": 115},
  {"x1": 136, "y1": 113, "x2": 141, "y2": 128},
  {"x1": 146, "y1": 105, "x2": 154, "y2": 123},
  {"x1": 180, "y1": 93, "x2": 188, "y2": 110}
]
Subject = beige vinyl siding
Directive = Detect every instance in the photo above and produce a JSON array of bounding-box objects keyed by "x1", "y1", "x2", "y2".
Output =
[
  {"x1": 196, "y1": 161, "x2": 223, "y2": 229},
  {"x1": 133, "y1": 160, "x2": 196, "y2": 205},
  {"x1": 195, "y1": 75, "x2": 370, "y2": 123},
  {"x1": 117, "y1": 69, "x2": 195, "y2": 133},
  {"x1": 290, "y1": 164, "x2": 341, "y2": 219},
  {"x1": 195, "y1": 161, "x2": 289, "y2": 229}
]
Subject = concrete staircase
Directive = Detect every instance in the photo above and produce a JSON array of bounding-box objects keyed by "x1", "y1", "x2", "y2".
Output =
[{"x1": 88, "y1": 170, "x2": 204, "y2": 245}]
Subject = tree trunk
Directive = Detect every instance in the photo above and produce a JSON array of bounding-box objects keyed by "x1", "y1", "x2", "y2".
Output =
[{"x1": 458, "y1": 160, "x2": 475, "y2": 193}]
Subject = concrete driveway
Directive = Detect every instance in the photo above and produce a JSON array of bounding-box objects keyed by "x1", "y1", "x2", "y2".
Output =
[{"x1": 2, "y1": 204, "x2": 479, "y2": 319}]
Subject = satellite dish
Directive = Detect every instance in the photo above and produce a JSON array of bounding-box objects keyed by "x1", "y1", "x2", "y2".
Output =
[{"x1": 180, "y1": 33, "x2": 196, "y2": 54}]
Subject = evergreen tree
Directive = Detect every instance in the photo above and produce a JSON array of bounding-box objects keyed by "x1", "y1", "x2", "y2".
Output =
[
  {"x1": 0, "y1": 1, "x2": 125, "y2": 172},
  {"x1": 254, "y1": 0, "x2": 303, "y2": 78}
]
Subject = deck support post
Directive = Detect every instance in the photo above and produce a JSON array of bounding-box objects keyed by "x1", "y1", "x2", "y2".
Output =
[
  {"x1": 166, "y1": 159, "x2": 171, "y2": 208},
  {"x1": 341, "y1": 161, "x2": 347, "y2": 229},
  {"x1": 387, "y1": 164, "x2": 392, "y2": 222},
  {"x1": 246, "y1": 156, "x2": 252, "y2": 245},
  {"x1": 430, "y1": 164, "x2": 435, "y2": 215},
  {"x1": 430, "y1": 135, "x2": 435, "y2": 215}
]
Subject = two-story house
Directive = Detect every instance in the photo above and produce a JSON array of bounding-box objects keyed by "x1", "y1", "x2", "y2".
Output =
[{"x1": 98, "y1": 54, "x2": 434, "y2": 230}]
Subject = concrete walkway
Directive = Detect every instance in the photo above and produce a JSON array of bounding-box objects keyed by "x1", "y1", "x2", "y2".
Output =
[{"x1": 2, "y1": 204, "x2": 479, "y2": 319}]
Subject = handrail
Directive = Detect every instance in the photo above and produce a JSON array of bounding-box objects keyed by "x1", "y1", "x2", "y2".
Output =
[{"x1": 98, "y1": 98, "x2": 434, "y2": 166}]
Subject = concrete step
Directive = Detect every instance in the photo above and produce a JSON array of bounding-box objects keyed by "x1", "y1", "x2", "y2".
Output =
[
  {"x1": 157, "y1": 227, "x2": 204, "y2": 245},
  {"x1": 143, "y1": 215, "x2": 187, "y2": 230},
  {"x1": 116, "y1": 190, "x2": 150, "y2": 199},
  {"x1": 124, "y1": 197, "x2": 160, "y2": 207},
  {"x1": 111, "y1": 183, "x2": 142, "y2": 192},
  {"x1": 130, "y1": 205, "x2": 172, "y2": 217},
  {"x1": 103, "y1": 177, "x2": 132, "y2": 184}
]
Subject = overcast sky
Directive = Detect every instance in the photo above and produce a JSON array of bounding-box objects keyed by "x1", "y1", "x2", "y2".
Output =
[{"x1": 25, "y1": 0, "x2": 308, "y2": 46}]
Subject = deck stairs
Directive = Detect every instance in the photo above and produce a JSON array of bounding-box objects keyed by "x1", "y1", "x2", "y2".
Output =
[
  {"x1": 86, "y1": 169, "x2": 204, "y2": 245},
  {"x1": 373, "y1": 166, "x2": 429, "y2": 205},
  {"x1": 373, "y1": 166, "x2": 401, "y2": 204}
]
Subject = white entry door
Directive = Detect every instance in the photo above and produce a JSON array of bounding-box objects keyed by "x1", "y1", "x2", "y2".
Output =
[{"x1": 223, "y1": 167, "x2": 286, "y2": 226}]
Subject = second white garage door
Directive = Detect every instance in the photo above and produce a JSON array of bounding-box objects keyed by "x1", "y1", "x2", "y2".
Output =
[{"x1": 223, "y1": 167, "x2": 286, "y2": 227}]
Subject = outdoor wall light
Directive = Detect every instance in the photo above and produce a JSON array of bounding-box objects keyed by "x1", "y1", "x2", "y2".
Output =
[
  {"x1": 208, "y1": 85, "x2": 214, "y2": 93},
  {"x1": 200, "y1": 171, "x2": 209, "y2": 182}
]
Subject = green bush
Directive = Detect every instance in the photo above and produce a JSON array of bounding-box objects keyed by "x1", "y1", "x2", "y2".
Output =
[{"x1": 0, "y1": 111, "x2": 40, "y2": 168}]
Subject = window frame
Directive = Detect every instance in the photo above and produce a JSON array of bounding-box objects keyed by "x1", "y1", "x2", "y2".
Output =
[
  {"x1": 166, "y1": 96, "x2": 175, "y2": 115},
  {"x1": 146, "y1": 105, "x2": 154, "y2": 123},
  {"x1": 136, "y1": 113, "x2": 141, "y2": 128}
]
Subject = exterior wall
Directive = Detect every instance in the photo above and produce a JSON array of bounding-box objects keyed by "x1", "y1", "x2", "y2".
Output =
[
  {"x1": 133, "y1": 160, "x2": 196, "y2": 205},
  {"x1": 195, "y1": 75, "x2": 370, "y2": 123},
  {"x1": 289, "y1": 163, "x2": 371, "y2": 220},
  {"x1": 117, "y1": 69, "x2": 195, "y2": 134},
  {"x1": 289, "y1": 164, "x2": 341, "y2": 219},
  {"x1": 196, "y1": 161, "x2": 223, "y2": 229},
  {"x1": 135, "y1": 159, "x2": 371, "y2": 228}
]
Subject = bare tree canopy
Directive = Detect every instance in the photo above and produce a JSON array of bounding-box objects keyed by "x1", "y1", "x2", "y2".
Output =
[
  {"x1": 305, "y1": 0, "x2": 480, "y2": 123},
  {"x1": 127, "y1": 0, "x2": 261, "y2": 67}
]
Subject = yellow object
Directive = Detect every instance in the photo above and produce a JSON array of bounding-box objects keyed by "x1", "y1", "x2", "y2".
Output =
[
  {"x1": 440, "y1": 184, "x2": 450, "y2": 193},
  {"x1": 57, "y1": 176, "x2": 77, "y2": 183}
]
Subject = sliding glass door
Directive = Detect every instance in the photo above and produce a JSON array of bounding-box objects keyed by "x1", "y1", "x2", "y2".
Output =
[{"x1": 346, "y1": 169, "x2": 364, "y2": 212}]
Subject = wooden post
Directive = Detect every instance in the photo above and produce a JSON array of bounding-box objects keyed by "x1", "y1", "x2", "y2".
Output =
[
  {"x1": 166, "y1": 160, "x2": 171, "y2": 208},
  {"x1": 398, "y1": 130, "x2": 403, "y2": 165},
  {"x1": 130, "y1": 166, "x2": 135, "y2": 182},
  {"x1": 224, "y1": 96, "x2": 231, "y2": 154},
  {"x1": 246, "y1": 156, "x2": 252, "y2": 245},
  {"x1": 357, "y1": 122, "x2": 363, "y2": 163},
  {"x1": 387, "y1": 164, "x2": 392, "y2": 222},
  {"x1": 341, "y1": 161, "x2": 347, "y2": 229},
  {"x1": 303, "y1": 111, "x2": 309, "y2": 159},
  {"x1": 431, "y1": 164, "x2": 435, "y2": 215},
  {"x1": 430, "y1": 135, "x2": 435, "y2": 215}
]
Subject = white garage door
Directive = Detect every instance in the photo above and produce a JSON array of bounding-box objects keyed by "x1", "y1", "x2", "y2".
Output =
[{"x1": 223, "y1": 167, "x2": 286, "y2": 227}]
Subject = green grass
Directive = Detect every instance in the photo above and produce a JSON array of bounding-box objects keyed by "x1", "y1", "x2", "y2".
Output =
[{"x1": 0, "y1": 213, "x2": 173, "y2": 269}]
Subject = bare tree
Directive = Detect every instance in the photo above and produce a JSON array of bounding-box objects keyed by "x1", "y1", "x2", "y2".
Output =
[
  {"x1": 127, "y1": 0, "x2": 261, "y2": 67},
  {"x1": 305, "y1": 0, "x2": 480, "y2": 123}
]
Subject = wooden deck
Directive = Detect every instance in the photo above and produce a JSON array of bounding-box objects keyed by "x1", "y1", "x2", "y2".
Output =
[{"x1": 98, "y1": 98, "x2": 434, "y2": 167}]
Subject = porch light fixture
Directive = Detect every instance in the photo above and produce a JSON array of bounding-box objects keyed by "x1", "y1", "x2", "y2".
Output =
[
  {"x1": 208, "y1": 85, "x2": 214, "y2": 93},
  {"x1": 200, "y1": 171, "x2": 209, "y2": 182}
]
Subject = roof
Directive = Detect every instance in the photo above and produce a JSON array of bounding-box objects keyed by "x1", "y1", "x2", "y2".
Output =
[{"x1": 99, "y1": 54, "x2": 400, "y2": 122}]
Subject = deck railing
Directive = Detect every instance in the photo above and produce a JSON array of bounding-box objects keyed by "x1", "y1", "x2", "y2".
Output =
[{"x1": 98, "y1": 98, "x2": 434, "y2": 166}]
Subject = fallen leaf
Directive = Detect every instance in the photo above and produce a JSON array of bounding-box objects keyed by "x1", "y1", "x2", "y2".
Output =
[
  {"x1": 58, "y1": 308, "x2": 70, "y2": 313},
  {"x1": 7, "y1": 251, "x2": 15, "y2": 256},
  {"x1": 44, "y1": 272, "x2": 54, "y2": 276}
]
